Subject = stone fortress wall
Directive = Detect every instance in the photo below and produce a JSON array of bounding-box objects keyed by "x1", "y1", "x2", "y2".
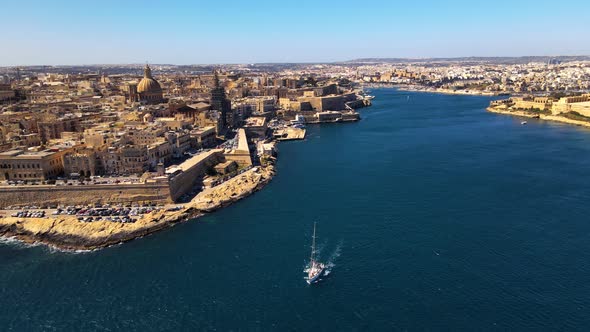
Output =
[
  {"x1": 168, "y1": 150, "x2": 224, "y2": 201},
  {"x1": 0, "y1": 150, "x2": 227, "y2": 208},
  {"x1": 0, "y1": 183, "x2": 172, "y2": 208}
]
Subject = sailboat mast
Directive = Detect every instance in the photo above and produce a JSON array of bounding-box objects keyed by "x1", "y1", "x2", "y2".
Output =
[{"x1": 310, "y1": 222, "x2": 316, "y2": 263}]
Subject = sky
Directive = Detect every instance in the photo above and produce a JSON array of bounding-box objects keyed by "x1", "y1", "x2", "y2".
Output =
[{"x1": 2, "y1": 0, "x2": 590, "y2": 65}]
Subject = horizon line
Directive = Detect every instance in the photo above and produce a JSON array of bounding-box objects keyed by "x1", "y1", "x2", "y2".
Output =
[{"x1": 2, "y1": 55, "x2": 590, "y2": 68}]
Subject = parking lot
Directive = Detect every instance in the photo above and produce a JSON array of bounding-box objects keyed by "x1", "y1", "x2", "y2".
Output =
[
  {"x1": 0, "y1": 175, "x2": 145, "y2": 187},
  {"x1": 1, "y1": 203, "x2": 184, "y2": 224}
]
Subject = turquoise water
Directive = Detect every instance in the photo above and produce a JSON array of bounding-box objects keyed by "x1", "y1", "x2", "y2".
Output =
[{"x1": 3, "y1": 88, "x2": 590, "y2": 330}]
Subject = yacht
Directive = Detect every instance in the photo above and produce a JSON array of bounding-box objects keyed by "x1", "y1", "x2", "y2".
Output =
[{"x1": 307, "y1": 222, "x2": 326, "y2": 284}]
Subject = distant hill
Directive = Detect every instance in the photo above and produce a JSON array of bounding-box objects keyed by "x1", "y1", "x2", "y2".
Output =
[{"x1": 343, "y1": 56, "x2": 590, "y2": 64}]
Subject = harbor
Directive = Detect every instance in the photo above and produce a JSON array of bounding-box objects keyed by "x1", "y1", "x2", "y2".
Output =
[{"x1": 5, "y1": 89, "x2": 590, "y2": 330}]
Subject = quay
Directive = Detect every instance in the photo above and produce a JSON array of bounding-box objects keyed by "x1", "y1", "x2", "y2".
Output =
[{"x1": 273, "y1": 127, "x2": 306, "y2": 141}]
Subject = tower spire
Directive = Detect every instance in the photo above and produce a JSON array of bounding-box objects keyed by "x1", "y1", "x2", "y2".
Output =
[
  {"x1": 144, "y1": 63, "x2": 152, "y2": 78},
  {"x1": 214, "y1": 69, "x2": 220, "y2": 88}
]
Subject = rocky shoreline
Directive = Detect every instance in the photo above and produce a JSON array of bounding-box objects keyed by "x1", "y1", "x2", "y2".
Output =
[
  {"x1": 364, "y1": 83, "x2": 502, "y2": 96},
  {"x1": 487, "y1": 107, "x2": 590, "y2": 129},
  {"x1": 398, "y1": 86, "x2": 500, "y2": 96},
  {"x1": 0, "y1": 165, "x2": 275, "y2": 251}
]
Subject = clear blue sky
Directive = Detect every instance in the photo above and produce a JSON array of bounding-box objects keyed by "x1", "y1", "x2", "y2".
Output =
[{"x1": 2, "y1": 0, "x2": 589, "y2": 65}]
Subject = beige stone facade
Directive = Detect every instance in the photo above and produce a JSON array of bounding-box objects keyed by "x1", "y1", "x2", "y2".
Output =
[{"x1": 0, "y1": 148, "x2": 71, "y2": 181}]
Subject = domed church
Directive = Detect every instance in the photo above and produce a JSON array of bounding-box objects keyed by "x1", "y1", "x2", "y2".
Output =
[{"x1": 137, "y1": 64, "x2": 164, "y2": 103}]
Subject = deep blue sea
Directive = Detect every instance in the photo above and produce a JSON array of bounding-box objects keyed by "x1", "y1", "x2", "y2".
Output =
[{"x1": 3, "y1": 88, "x2": 590, "y2": 331}]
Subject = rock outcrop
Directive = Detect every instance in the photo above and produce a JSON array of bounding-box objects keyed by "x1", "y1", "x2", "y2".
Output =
[{"x1": 191, "y1": 166, "x2": 275, "y2": 212}]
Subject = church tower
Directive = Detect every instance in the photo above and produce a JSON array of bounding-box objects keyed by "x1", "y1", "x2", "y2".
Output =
[{"x1": 210, "y1": 71, "x2": 232, "y2": 130}]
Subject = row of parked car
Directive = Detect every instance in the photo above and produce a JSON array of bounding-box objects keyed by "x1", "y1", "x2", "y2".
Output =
[
  {"x1": 78, "y1": 215, "x2": 135, "y2": 223},
  {"x1": 11, "y1": 210, "x2": 46, "y2": 218},
  {"x1": 53, "y1": 206, "x2": 161, "y2": 217}
]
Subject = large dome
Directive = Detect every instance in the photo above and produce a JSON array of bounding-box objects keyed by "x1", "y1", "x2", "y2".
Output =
[{"x1": 137, "y1": 64, "x2": 162, "y2": 93}]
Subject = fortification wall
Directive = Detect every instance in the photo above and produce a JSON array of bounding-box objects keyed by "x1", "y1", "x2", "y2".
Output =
[
  {"x1": 168, "y1": 151, "x2": 223, "y2": 201},
  {"x1": 0, "y1": 183, "x2": 172, "y2": 208}
]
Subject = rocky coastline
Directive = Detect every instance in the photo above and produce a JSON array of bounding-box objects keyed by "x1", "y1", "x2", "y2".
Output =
[
  {"x1": 365, "y1": 83, "x2": 503, "y2": 96},
  {"x1": 487, "y1": 106, "x2": 590, "y2": 129},
  {"x1": 398, "y1": 85, "x2": 500, "y2": 96},
  {"x1": 0, "y1": 165, "x2": 276, "y2": 251}
]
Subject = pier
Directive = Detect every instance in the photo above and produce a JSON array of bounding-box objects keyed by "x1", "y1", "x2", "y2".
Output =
[{"x1": 273, "y1": 127, "x2": 306, "y2": 141}]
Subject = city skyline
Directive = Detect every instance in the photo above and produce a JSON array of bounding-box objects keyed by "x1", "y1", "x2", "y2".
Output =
[{"x1": 3, "y1": 0, "x2": 590, "y2": 66}]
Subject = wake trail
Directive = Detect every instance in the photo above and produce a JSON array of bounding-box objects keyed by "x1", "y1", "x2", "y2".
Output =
[{"x1": 324, "y1": 240, "x2": 343, "y2": 275}]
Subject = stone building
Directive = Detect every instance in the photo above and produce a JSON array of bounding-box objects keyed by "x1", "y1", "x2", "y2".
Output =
[
  {"x1": 191, "y1": 126, "x2": 217, "y2": 148},
  {"x1": 37, "y1": 116, "x2": 82, "y2": 143},
  {"x1": 551, "y1": 94, "x2": 590, "y2": 115},
  {"x1": 0, "y1": 148, "x2": 71, "y2": 181},
  {"x1": 63, "y1": 151, "x2": 97, "y2": 177},
  {"x1": 136, "y1": 64, "x2": 164, "y2": 104}
]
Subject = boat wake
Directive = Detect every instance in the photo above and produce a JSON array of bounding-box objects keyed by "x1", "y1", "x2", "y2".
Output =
[
  {"x1": 323, "y1": 240, "x2": 343, "y2": 276},
  {"x1": 303, "y1": 240, "x2": 342, "y2": 282}
]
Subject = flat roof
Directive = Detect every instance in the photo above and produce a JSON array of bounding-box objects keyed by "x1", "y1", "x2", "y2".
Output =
[
  {"x1": 0, "y1": 150, "x2": 24, "y2": 157},
  {"x1": 244, "y1": 116, "x2": 266, "y2": 127},
  {"x1": 174, "y1": 149, "x2": 222, "y2": 173},
  {"x1": 236, "y1": 128, "x2": 249, "y2": 152},
  {"x1": 192, "y1": 126, "x2": 216, "y2": 134},
  {"x1": 0, "y1": 150, "x2": 55, "y2": 159},
  {"x1": 188, "y1": 102, "x2": 210, "y2": 109}
]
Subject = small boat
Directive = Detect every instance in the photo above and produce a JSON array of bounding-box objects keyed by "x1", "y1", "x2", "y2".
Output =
[
  {"x1": 521, "y1": 121, "x2": 527, "y2": 125},
  {"x1": 307, "y1": 222, "x2": 326, "y2": 284},
  {"x1": 290, "y1": 114, "x2": 306, "y2": 127}
]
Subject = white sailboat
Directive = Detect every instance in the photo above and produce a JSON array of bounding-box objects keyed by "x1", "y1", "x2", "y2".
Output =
[{"x1": 307, "y1": 222, "x2": 326, "y2": 284}]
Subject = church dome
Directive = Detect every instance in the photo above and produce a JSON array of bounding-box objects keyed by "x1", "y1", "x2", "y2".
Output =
[{"x1": 137, "y1": 64, "x2": 162, "y2": 93}]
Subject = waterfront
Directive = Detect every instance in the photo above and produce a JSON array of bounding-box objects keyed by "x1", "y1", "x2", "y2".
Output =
[{"x1": 3, "y1": 88, "x2": 590, "y2": 330}]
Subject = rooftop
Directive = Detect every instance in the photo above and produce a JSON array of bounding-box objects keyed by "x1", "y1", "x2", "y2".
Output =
[
  {"x1": 0, "y1": 149, "x2": 56, "y2": 158},
  {"x1": 236, "y1": 128, "x2": 249, "y2": 152},
  {"x1": 244, "y1": 116, "x2": 266, "y2": 127},
  {"x1": 166, "y1": 149, "x2": 222, "y2": 174}
]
